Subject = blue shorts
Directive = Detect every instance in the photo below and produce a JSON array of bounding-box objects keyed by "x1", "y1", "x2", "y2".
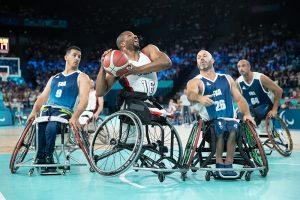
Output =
[
  {"x1": 212, "y1": 118, "x2": 240, "y2": 140},
  {"x1": 250, "y1": 104, "x2": 273, "y2": 125}
]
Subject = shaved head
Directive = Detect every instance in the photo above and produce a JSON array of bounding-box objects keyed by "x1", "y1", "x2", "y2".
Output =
[
  {"x1": 196, "y1": 50, "x2": 214, "y2": 71},
  {"x1": 237, "y1": 59, "x2": 251, "y2": 77},
  {"x1": 116, "y1": 31, "x2": 133, "y2": 49}
]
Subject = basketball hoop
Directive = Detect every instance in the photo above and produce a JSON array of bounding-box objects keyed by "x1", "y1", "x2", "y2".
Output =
[{"x1": 0, "y1": 72, "x2": 8, "y2": 82}]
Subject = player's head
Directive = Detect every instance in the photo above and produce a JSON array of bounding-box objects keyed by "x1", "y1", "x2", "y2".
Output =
[
  {"x1": 196, "y1": 50, "x2": 214, "y2": 71},
  {"x1": 90, "y1": 80, "x2": 95, "y2": 89},
  {"x1": 237, "y1": 59, "x2": 251, "y2": 77},
  {"x1": 65, "y1": 46, "x2": 81, "y2": 69},
  {"x1": 116, "y1": 31, "x2": 140, "y2": 51}
]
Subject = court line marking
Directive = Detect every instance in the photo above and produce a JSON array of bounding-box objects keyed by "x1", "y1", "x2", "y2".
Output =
[
  {"x1": 0, "y1": 192, "x2": 7, "y2": 200},
  {"x1": 269, "y1": 162, "x2": 300, "y2": 166},
  {"x1": 119, "y1": 170, "x2": 146, "y2": 189}
]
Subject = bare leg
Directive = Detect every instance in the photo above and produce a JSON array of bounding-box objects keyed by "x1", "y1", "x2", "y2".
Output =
[
  {"x1": 216, "y1": 135, "x2": 224, "y2": 164},
  {"x1": 225, "y1": 131, "x2": 236, "y2": 164}
]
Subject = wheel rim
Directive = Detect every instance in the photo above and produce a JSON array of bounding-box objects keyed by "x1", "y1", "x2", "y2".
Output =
[
  {"x1": 91, "y1": 111, "x2": 143, "y2": 176},
  {"x1": 266, "y1": 116, "x2": 293, "y2": 156}
]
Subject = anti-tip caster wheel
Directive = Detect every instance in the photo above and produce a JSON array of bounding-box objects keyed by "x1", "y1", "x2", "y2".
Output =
[
  {"x1": 205, "y1": 171, "x2": 211, "y2": 181},
  {"x1": 158, "y1": 173, "x2": 165, "y2": 182}
]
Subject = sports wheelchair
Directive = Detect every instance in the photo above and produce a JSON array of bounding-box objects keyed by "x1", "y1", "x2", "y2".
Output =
[
  {"x1": 181, "y1": 118, "x2": 269, "y2": 181},
  {"x1": 89, "y1": 92, "x2": 183, "y2": 182},
  {"x1": 9, "y1": 106, "x2": 94, "y2": 176},
  {"x1": 259, "y1": 115, "x2": 293, "y2": 157}
]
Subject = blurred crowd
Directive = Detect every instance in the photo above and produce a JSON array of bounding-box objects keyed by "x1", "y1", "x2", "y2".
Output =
[{"x1": 0, "y1": 1, "x2": 299, "y2": 113}]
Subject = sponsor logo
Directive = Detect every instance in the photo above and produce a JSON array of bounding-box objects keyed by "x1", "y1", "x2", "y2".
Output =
[
  {"x1": 206, "y1": 82, "x2": 211, "y2": 86},
  {"x1": 0, "y1": 117, "x2": 5, "y2": 122},
  {"x1": 242, "y1": 86, "x2": 246, "y2": 90},
  {"x1": 279, "y1": 110, "x2": 294, "y2": 126}
]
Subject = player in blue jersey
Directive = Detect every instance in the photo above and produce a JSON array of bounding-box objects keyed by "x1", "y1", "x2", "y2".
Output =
[
  {"x1": 236, "y1": 59, "x2": 283, "y2": 125},
  {"x1": 187, "y1": 50, "x2": 255, "y2": 177},
  {"x1": 27, "y1": 46, "x2": 90, "y2": 171}
]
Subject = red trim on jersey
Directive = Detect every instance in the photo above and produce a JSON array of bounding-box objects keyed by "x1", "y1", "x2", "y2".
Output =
[{"x1": 119, "y1": 77, "x2": 134, "y2": 92}]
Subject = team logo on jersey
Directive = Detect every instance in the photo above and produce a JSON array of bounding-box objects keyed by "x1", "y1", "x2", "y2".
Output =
[
  {"x1": 206, "y1": 82, "x2": 211, "y2": 86},
  {"x1": 242, "y1": 86, "x2": 246, "y2": 90},
  {"x1": 58, "y1": 81, "x2": 66, "y2": 87}
]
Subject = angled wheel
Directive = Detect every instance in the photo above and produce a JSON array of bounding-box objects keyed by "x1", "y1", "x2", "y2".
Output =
[
  {"x1": 243, "y1": 120, "x2": 269, "y2": 177},
  {"x1": 10, "y1": 118, "x2": 35, "y2": 173},
  {"x1": 91, "y1": 111, "x2": 143, "y2": 176},
  {"x1": 139, "y1": 120, "x2": 183, "y2": 174},
  {"x1": 266, "y1": 116, "x2": 293, "y2": 157}
]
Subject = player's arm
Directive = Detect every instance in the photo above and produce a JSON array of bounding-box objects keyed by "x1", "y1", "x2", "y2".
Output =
[
  {"x1": 227, "y1": 75, "x2": 256, "y2": 125},
  {"x1": 94, "y1": 96, "x2": 104, "y2": 118},
  {"x1": 70, "y1": 73, "x2": 90, "y2": 131},
  {"x1": 260, "y1": 74, "x2": 283, "y2": 117},
  {"x1": 129, "y1": 44, "x2": 172, "y2": 74},
  {"x1": 186, "y1": 78, "x2": 213, "y2": 106},
  {"x1": 28, "y1": 76, "x2": 53, "y2": 120},
  {"x1": 96, "y1": 49, "x2": 117, "y2": 96}
]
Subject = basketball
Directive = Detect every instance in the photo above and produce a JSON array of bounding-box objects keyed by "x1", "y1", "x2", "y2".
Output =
[{"x1": 102, "y1": 50, "x2": 129, "y2": 77}]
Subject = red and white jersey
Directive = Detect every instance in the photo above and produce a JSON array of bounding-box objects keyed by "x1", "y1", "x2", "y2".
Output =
[{"x1": 121, "y1": 51, "x2": 158, "y2": 96}]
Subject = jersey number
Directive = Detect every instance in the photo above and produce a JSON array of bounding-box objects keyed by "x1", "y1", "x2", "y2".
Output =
[
  {"x1": 141, "y1": 80, "x2": 155, "y2": 95},
  {"x1": 250, "y1": 97, "x2": 259, "y2": 105},
  {"x1": 215, "y1": 100, "x2": 226, "y2": 111},
  {"x1": 55, "y1": 89, "x2": 62, "y2": 98}
]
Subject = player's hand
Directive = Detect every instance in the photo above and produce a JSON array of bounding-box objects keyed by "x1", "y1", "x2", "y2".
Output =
[
  {"x1": 27, "y1": 111, "x2": 37, "y2": 123},
  {"x1": 69, "y1": 116, "x2": 81, "y2": 133},
  {"x1": 199, "y1": 95, "x2": 214, "y2": 106},
  {"x1": 267, "y1": 109, "x2": 277, "y2": 118},
  {"x1": 93, "y1": 113, "x2": 99, "y2": 119},
  {"x1": 119, "y1": 64, "x2": 138, "y2": 77},
  {"x1": 243, "y1": 114, "x2": 257, "y2": 127},
  {"x1": 100, "y1": 49, "x2": 112, "y2": 67}
]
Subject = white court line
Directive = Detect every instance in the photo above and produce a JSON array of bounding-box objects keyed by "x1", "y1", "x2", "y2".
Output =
[
  {"x1": 269, "y1": 162, "x2": 300, "y2": 166},
  {"x1": 119, "y1": 170, "x2": 146, "y2": 189},
  {"x1": 0, "y1": 192, "x2": 7, "y2": 200}
]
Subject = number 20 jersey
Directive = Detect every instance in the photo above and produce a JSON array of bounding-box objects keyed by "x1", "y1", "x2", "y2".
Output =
[
  {"x1": 46, "y1": 71, "x2": 80, "y2": 111},
  {"x1": 196, "y1": 73, "x2": 235, "y2": 121},
  {"x1": 237, "y1": 72, "x2": 274, "y2": 108}
]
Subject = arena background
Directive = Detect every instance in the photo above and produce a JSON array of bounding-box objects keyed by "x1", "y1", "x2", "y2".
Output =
[{"x1": 0, "y1": 0, "x2": 299, "y2": 199}]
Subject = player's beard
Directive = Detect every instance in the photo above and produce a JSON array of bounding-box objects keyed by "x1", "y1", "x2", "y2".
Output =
[{"x1": 199, "y1": 63, "x2": 213, "y2": 71}]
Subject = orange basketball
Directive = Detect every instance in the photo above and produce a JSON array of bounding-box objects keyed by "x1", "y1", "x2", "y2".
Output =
[{"x1": 102, "y1": 50, "x2": 129, "y2": 77}]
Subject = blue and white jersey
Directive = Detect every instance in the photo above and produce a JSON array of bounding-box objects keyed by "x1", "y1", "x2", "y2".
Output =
[
  {"x1": 46, "y1": 71, "x2": 81, "y2": 111},
  {"x1": 196, "y1": 73, "x2": 235, "y2": 121},
  {"x1": 237, "y1": 72, "x2": 274, "y2": 108}
]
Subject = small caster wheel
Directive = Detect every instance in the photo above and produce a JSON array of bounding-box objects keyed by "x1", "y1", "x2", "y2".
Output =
[
  {"x1": 89, "y1": 167, "x2": 95, "y2": 173},
  {"x1": 133, "y1": 163, "x2": 139, "y2": 172},
  {"x1": 61, "y1": 170, "x2": 66, "y2": 175},
  {"x1": 66, "y1": 155, "x2": 70, "y2": 160},
  {"x1": 28, "y1": 169, "x2": 34, "y2": 176},
  {"x1": 158, "y1": 173, "x2": 165, "y2": 182},
  {"x1": 181, "y1": 172, "x2": 187, "y2": 181},
  {"x1": 64, "y1": 166, "x2": 70, "y2": 171},
  {"x1": 205, "y1": 171, "x2": 211, "y2": 181},
  {"x1": 245, "y1": 172, "x2": 251, "y2": 181},
  {"x1": 191, "y1": 169, "x2": 198, "y2": 173}
]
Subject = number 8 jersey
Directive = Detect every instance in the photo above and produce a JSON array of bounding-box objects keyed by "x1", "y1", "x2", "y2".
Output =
[
  {"x1": 196, "y1": 73, "x2": 235, "y2": 121},
  {"x1": 119, "y1": 51, "x2": 158, "y2": 96},
  {"x1": 46, "y1": 71, "x2": 80, "y2": 111}
]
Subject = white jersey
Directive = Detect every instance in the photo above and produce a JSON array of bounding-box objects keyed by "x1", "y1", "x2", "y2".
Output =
[
  {"x1": 86, "y1": 90, "x2": 97, "y2": 111},
  {"x1": 124, "y1": 52, "x2": 158, "y2": 96}
]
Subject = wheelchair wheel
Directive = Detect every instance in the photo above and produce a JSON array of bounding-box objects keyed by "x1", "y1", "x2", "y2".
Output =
[
  {"x1": 91, "y1": 111, "x2": 143, "y2": 176},
  {"x1": 140, "y1": 120, "x2": 183, "y2": 174},
  {"x1": 243, "y1": 121, "x2": 268, "y2": 177},
  {"x1": 266, "y1": 116, "x2": 293, "y2": 157},
  {"x1": 10, "y1": 118, "x2": 35, "y2": 173}
]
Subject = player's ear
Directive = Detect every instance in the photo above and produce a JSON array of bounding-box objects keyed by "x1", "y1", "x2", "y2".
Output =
[
  {"x1": 211, "y1": 58, "x2": 215, "y2": 65},
  {"x1": 64, "y1": 54, "x2": 68, "y2": 61}
]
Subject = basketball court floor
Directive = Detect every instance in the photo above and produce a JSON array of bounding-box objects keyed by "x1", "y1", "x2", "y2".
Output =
[{"x1": 1, "y1": 126, "x2": 300, "y2": 200}]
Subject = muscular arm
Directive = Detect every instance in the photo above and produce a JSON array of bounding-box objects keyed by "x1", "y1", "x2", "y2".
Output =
[
  {"x1": 186, "y1": 78, "x2": 213, "y2": 106},
  {"x1": 94, "y1": 96, "x2": 104, "y2": 116},
  {"x1": 95, "y1": 66, "x2": 117, "y2": 97},
  {"x1": 132, "y1": 44, "x2": 172, "y2": 74},
  {"x1": 72, "y1": 73, "x2": 91, "y2": 119},
  {"x1": 261, "y1": 74, "x2": 283, "y2": 113},
  {"x1": 228, "y1": 76, "x2": 251, "y2": 116},
  {"x1": 31, "y1": 77, "x2": 53, "y2": 115}
]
